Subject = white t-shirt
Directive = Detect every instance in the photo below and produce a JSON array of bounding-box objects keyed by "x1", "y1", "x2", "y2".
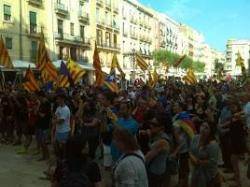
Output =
[
  {"x1": 55, "y1": 105, "x2": 71, "y2": 133},
  {"x1": 244, "y1": 102, "x2": 250, "y2": 128},
  {"x1": 114, "y1": 150, "x2": 148, "y2": 187}
]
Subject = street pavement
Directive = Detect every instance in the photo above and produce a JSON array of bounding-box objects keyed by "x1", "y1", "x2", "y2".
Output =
[{"x1": 0, "y1": 144, "x2": 249, "y2": 187}]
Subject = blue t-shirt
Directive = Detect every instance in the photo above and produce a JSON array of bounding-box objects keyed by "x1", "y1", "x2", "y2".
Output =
[{"x1": 111, "y1": 117, "x2": 139, "y2": 161}]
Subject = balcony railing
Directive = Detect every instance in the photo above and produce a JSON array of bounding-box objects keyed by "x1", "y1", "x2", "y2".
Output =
[
  {"x1": 97, "y1": 42, "x2": 120, "y2": 51},
  {"x1": 55, "y1": 3, "x2": 68, "y2": 16},
  {"x1": 113, "y1": 6, "x2": 119, "y2": 13},
  {"x1": 27, "y1": 0, "x2": 43, "y2": 7},
  {"x1": 54, "y1": 33, "x2": 90, "y2": 46},
  {"x1": 105, "y1": 2, "x2": 111, "y2": 10},
  {"x1": 96, "y1": 0, "x2": 104, "y2": 6},
  {"x1": 78, "y1": 11, "x2": 89, "y2": 24},
  {"x1": 27, "y1": 24, "x2": 42, "y2": 38}
]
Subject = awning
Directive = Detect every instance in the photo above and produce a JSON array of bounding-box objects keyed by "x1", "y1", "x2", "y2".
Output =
[
  {"x1": 13, "y1": 60, "x2": 36, "y2": 69},
  {"x1": 52, "y1": 60, "x2": 94, "y2": 71}
]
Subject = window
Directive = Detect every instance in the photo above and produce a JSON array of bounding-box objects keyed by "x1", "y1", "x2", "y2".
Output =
[
  {"x1": 31, "y1": 41, "x2": 37, "y2": 61},
  {"x1": 97, "y1": 30, "x2": 102, "y2": 45},
  {"x1": 29, "y1": 11, "x2": 37, "y2": 33},
  {"x1": 105, "y1": 32, "x2": 111, "y2": 46},
  {"x1": 70, "y1": 23, "x2": 74, "y2": 36},
  {"x1": 3, "y1": 5, "x2": 11, "y2": 21},
  {"x1": 57, "y1": 19, "x2": 63, "y2": 36},
  {"x1": 96, "y1": 8, "x2": 100, "y2": 22},
  {"x1": 80, "y1": 25, "x2": 85, "y2": 40},
  {"x1": 5, "y1": 37, "x2": 12, "y2": 49}
]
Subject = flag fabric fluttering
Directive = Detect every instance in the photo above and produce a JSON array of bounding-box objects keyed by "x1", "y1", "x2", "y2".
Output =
[
  {"x1": 104, "y1": 71, "x2": 119, "y2": 93},
  {"x1": 173, "y1": 55, "x2": 186, "y2": 68},
  {"x1": 93, "y1": 43, "x2": 104, "y2": 86},
  {"x1": 57, "y1": 61, "x2": 72, "y2": 88},
  {"x1": 0, "y1": 35, "x2": 13, "y2": 69},
  {"x1": 147, "y1": 70, "x2": 154, "y2": 88},
  {"x1": 236, "y1": 52, "x2": 247, "y2": 78},
  {"x1": 135, "y1": 53, "x2": 149, "y2": 71},
  {"x1": 23, "y1": 67, "x2": 40, "y2": 92},
  {"x1": 0, "y1": 69, "x2": 5, "y2": 91},
  {"x1": 183, "y1": 68, "x2": 197, "y2": 85},
  {"x1": 37, "y1": 31, "x2": 58, "y2": 82},
  {"x1": 153, "y1": 68, "x2": 159, "y2": 85},
  {"x1": 67, "y1": 59, "x2": 85, "y2": 85},
  {"x1": 111, "y1": 54, "x2": 125, "y2": 78}
]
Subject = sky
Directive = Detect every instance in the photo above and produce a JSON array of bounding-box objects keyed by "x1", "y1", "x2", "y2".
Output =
[{"x1": 140, "y1": 0, "x2": 250, "y2": 52}]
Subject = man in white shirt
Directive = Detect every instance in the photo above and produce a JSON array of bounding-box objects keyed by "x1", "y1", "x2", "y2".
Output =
[{"x1": 53, "y1": 93, "x2": 71, "y2": 158}]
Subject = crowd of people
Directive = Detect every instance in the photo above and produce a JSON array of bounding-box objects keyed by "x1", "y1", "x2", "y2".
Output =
[{"x1": 0, "y1": 79, "x2": 250, "y2": 187}]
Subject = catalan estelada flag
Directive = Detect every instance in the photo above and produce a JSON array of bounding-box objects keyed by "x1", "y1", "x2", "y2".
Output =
[
  {"x1": 23, "y1": 67, "x2": 40, "y2": 92},
  {"x1": 135, "y1": 53, "x2": 148, "y2": 71},
  {"x1": 93, "y1": 42, "x2": 104, "y2": 86},
  {"x1": 153, "y1": 68, "x2": 159, "y2": 85},
  {"x1": 104, "y1": 74, "x2": 119, "y2": 93},
  {"x1": 173, "y1": 55, "x2": 186, "y2": 68},
  {"x1": 0, "y1": 35, "x2": 13, "y2": 69},
  {"x1": 57, "y1": 61, "x2": 71, "y2": 88},
  {"x1": 183, "y1": 68, "x2": 197, "y2": 85},
  {"x1": 67, "y1": 59, "x2": 85, "y2": 84},
  {"x1": 37, "y1": 31, "x2": 58, "y2": 82}
]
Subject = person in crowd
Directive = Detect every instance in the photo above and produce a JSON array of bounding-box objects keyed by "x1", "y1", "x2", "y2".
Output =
[
  {"x1": 142, "y1": 114, "x2": 171, "y2": 187},
  {"x1": 52, "y1": 92, "x2": 71, "y2": 159},
  {"x1": 190, "y1": 121, "x2": 221, "y2": 187},
  {"x1": 228, "y1": 101, "x2": 247, "y2": 187},
  {"x1": 111, "y1": 101, "x2": 139, "y2": 161},
  {"x1": 52, "y1": 136, "x2": 102, "y2": 187},
  {"x1": 36, "y1": 91, "x2": 51, "y2": 161},
  {"x1": 172, "y1": 102, "x2": 191, "y2": 187},
  {"x1": 112, "y1": 127, "x2": 148, "y2": 187}
]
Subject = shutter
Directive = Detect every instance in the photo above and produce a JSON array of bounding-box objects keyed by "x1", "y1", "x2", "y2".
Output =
[
  {"x1": 29, "y1": 12, "x2": 37, "y2": 24},
  {"x1": 4, "y1": 5, "x2": 11, "y2": 15}
]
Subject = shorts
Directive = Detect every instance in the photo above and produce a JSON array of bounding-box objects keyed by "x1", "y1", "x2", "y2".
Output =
[
  {"x1": 56, "y1": 131, "x2": 70, "y2": 143},
  {"x1": 179, "y1": 152, "x2": 190, "y2": 179},
  {"x1": 36, "y1": 129, "x2": 49, "y2": 144}
]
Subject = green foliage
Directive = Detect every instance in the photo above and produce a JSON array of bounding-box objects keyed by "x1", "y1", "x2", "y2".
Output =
[
  {"x1": 214, "y1": 59, "x2": 224, "y2": 73},
  {"x1": 153, "y1": 50, "x2": 205, "y2": 72}
]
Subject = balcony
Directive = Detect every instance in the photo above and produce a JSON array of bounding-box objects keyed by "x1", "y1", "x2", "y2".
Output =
[
  {"x1": 130, "y1": 33, "x2": 137, "y2": 40},
  {"x1": 79, "y1": 0, "x2": 88, "y2": 5},
  {"x1": 27, "y1": 0, "x2": 43, "y2": 7},
  {"x1": 55, "y1": 3, "x2": 68, "y2": 16},
  {"x1": 105, "y1": 2, "x2": 111, "y2": 10},
  {"x1": 97, "y1": 42, "x2": 120, "y2": 52},
  {"x1": 78, "y1": 11, "x2": 89, "y2": 24},
  {"x1": 113, "y1": 6, "x2": 119, "y2": 13},
  {"x1": 112, "y1": 23, "x2": 120, "y2": 32},
  {"x1": 96, "y1": 0, "x2": 104, "y2": 7},
  {"x1": 54, "y1": 33, "x2": 90, "y2": 47},
  {"x1": 27, "y1": 24, "x2": 42, "y2": 38}
]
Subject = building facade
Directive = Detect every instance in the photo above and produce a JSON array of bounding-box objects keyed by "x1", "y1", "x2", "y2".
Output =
[
  {"x1": 121, "y1": 0, "x2": 155, "y2": 78},
  {"x1": 225, "y1": 39, "x2": 250, "y2": 76}
]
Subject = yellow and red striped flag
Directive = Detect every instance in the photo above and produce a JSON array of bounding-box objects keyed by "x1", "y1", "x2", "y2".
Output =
[
  {"x1": 174, "y1": 55, "x2": 186, "y2": 68},
  {"x1": 67, "y1": 59, "x2": 85, "y2": 84},
  {"x1": 135, "y1": 53, "x2": 149, "y2": 71},
  {"x1": 236, "y1": 52, "x2": 247, "y2": 77},
  {"x1": 23, "y1": 67, "x2": 40, "y2": 92},
  {"x1": 111, "y1": 54, "x2": 125, "y2": 77},
  {"x1": 183, "y1": 68, "x2": 197, "y2": 85},
  {"x1": 147, "y1": 70, "x2": 154, "y2": 88},
  {"x1": 37, "y1": 31, "x2": 58, "y2": 82},
  {"x1": 93, "y1": 42, "x2": 104, "y2": 86},
  {"x1": 0, "y1": 35, "x2": 13, "y2": 68}
]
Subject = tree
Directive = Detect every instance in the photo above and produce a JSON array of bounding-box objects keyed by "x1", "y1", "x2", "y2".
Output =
[{"x1": 193, "y1": 61, "x2": 205, "y2": 72}]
